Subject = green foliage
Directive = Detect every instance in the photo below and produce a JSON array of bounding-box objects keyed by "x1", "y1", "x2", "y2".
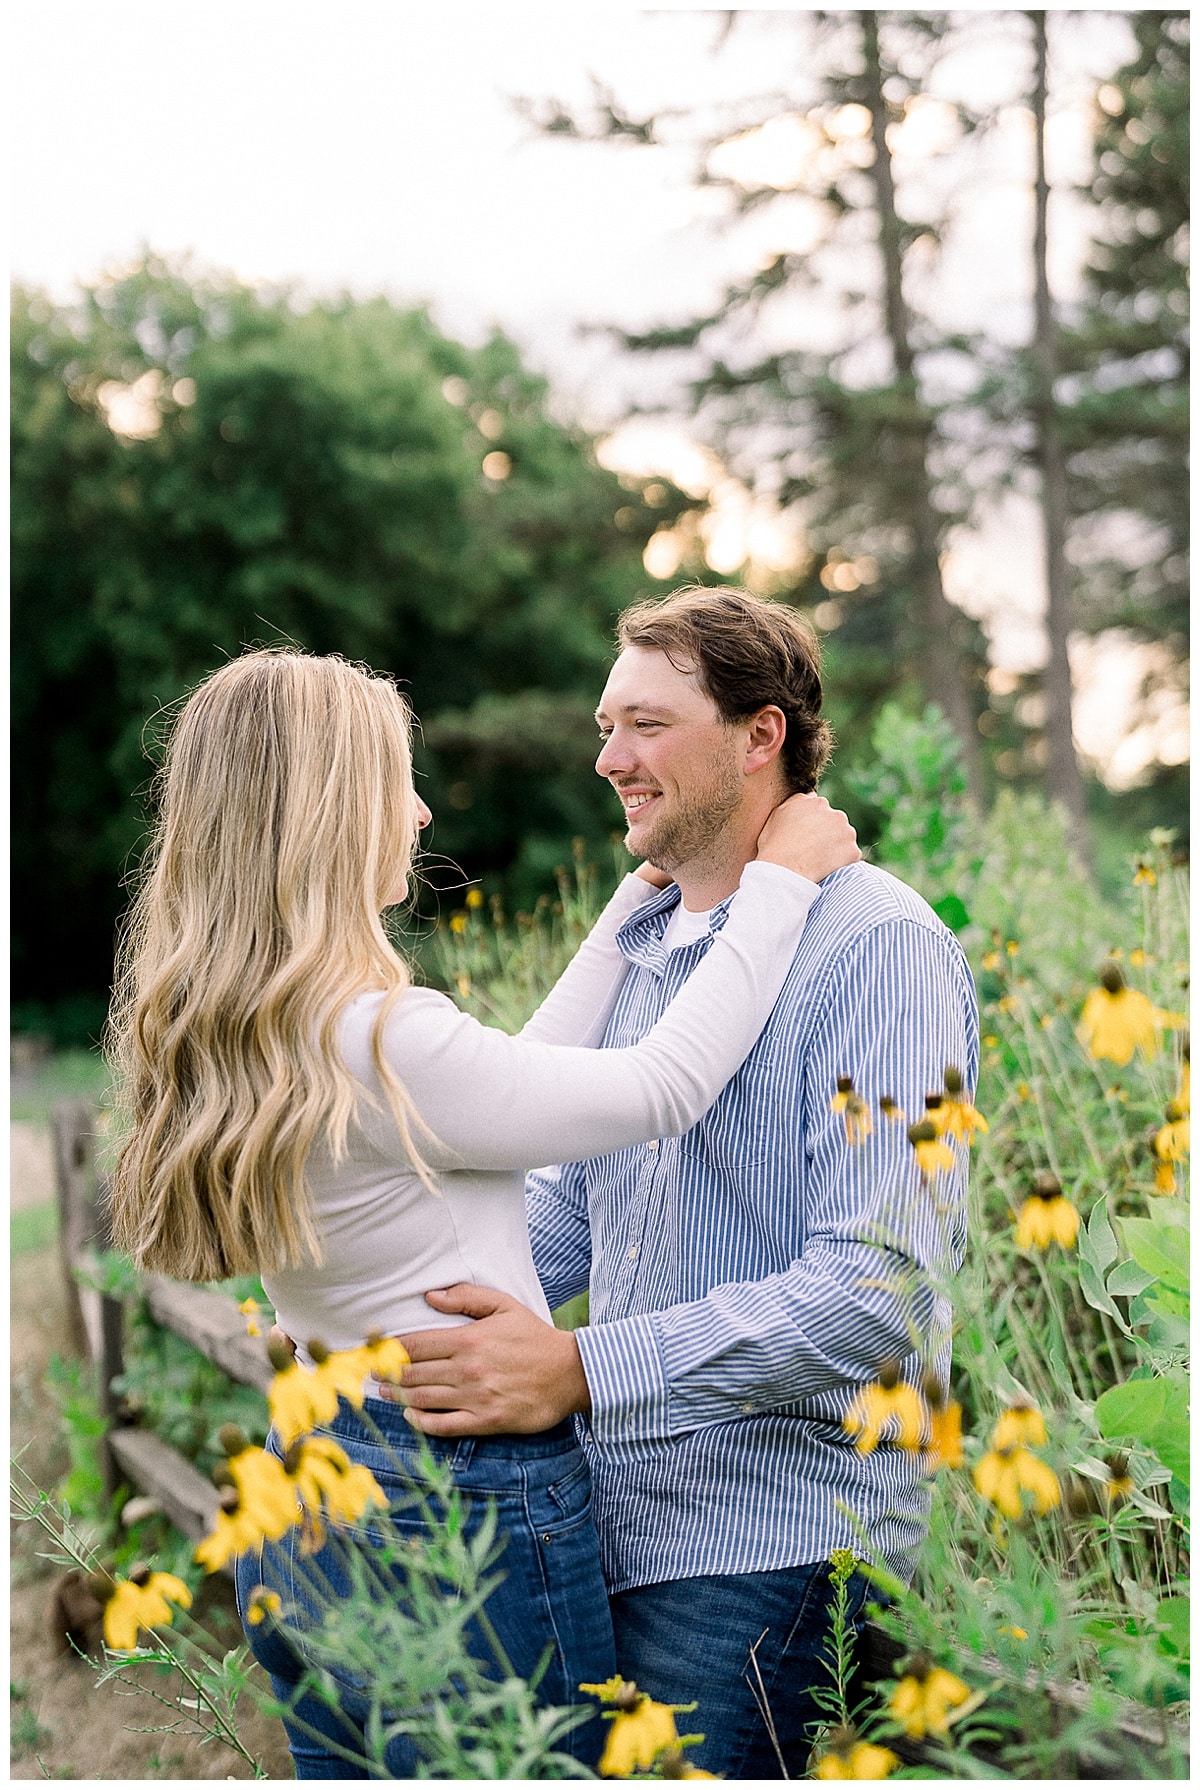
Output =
[
  {"x1": 12, "y1": 258, "x2": 683, "y2": 1034},
  {"x1": 845, "y1": 702, "x2": 969, "y2": 901},
  {"x1": 111, "y1": 1311, "x2": 269, "y2": 1477}
]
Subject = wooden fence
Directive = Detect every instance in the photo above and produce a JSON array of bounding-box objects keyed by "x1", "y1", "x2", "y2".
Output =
[{"x1": 50, "y1": 1100, "x2": 1187, "y2": 1775}]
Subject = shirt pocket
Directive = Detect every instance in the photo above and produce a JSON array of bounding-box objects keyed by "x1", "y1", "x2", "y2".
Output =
[{"x1": 678, "y1": 1041, "x2": 787, "y2": 1170}]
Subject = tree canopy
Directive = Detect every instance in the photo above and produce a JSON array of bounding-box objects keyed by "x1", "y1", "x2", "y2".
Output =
[{"x1": 12, "y1": 259, "x2": 686, "y2": 1035}]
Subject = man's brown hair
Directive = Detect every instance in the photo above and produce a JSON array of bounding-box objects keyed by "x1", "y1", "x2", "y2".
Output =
[{"x1": 617, "y1": 585, "x2": 833, "y2": 793}]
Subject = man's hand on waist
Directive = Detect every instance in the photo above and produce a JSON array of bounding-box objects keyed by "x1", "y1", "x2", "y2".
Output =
[{"x1": 394, "y1": 1284, "x2": 592, "y2": 1437}]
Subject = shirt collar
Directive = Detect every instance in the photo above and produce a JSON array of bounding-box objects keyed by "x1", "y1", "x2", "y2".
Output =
[{"x1": 615, "y1": 881, "x2": 736, "y2": 973}]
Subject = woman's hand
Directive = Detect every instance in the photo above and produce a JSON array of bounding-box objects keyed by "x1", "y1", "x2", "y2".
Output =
[
  {"x1": 755, "y1": 792, "x2": 860, "y2": 883},
  {"x1": 633, "y1": 862, "x2": 674, "y2": 889}
]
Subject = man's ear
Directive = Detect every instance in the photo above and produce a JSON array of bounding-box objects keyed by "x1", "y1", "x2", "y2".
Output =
[{"x1": 743, "y1": 706, "x2": 787, "y2": 775}]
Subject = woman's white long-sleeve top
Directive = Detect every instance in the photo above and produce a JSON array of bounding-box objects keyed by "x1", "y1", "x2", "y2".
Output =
[{"x1": 262, "y1": 862, "x2": 817, "y2": 1359}]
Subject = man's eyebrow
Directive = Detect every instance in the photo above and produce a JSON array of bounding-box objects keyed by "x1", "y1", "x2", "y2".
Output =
[{"x1": 594, "y1": 701, "x2": 679, "y2": 723}]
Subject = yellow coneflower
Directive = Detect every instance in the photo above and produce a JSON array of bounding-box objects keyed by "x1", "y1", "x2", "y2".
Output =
[
  {"x1": 1006, "y1": 939, "x2": 1019, "y2": 957},
  {"x1": 981, "y1": 949, "x2": 1001, "y2": 973},
  {"x1": 195, "y1": 1430, "x2": 300, "y2": 1573},
  {"x1": 813, "y1": 1725, "x2": 899, "y2": 1780},
  {"x1": 1128, "y1": 948, "x2": 1147, "y2": 967},
  {"x1": 940, "y1": 1066, "x2": 989, "y2": 1144},
  {"x1": 844, "y1": 1361, "x2": 925, "y2": 1455},
  {"x1": 1133, "y1": 861, "x2": 1156, "y2": 886},
  {"x1": 973, "y1": 1443, "x2": 1060, "y2": 1520},
  {"x1": 1102, "y1": 1452, "x2": 1134, "y2": 1508},
  {"x1": 268, "y1": 1341, "x2": 342, "y2": 1446},
  {"x1": 456, "y1": 974, "x2": 472, "y2": 998},
  {"x1": 922, "y1": 1373, "x2": 964, "y2": 1472},
  {"x1": 580, "y1": 1679, "x2": 683, "y2": 1778},
  {"x1": 907, "y1": 1119, "x2": 956, "y2": 1180},
  {"x1": 1155, "y1": 1101, "x2": 1189, "y2": 1165},
  {"x1": 831, "y1": 1075, "x2": 873, "y2": 1144},
  {"x1": 889, "y1": 1654, "x2": 972, "y2": 1739},
  {"x1": 998, "y1": 995, "x2": 1019, "y2": 1015},
  {"x1": 102, "y1": 1566, "x2": 193, "y2": 1652},
  {"x1": 878, "y1": 1095, "x2": 905, "y2": 1124},
  {"x1": 1154, "y1": 1159, "x2": 1178, "y2": 1195},
  {"x1": 657, "y1": 1752, "x2": 717, "y2": 1780},
  {"x1": 924, "y1": 1092, "x2": 950, "y2": 1136},
  {"x1": 990, "y1": 1401, "x2": 1047, "y2": 1452},
  {"x1": 466, "y1": 888, "x2": 484, "y2": 909},
  {"x1": 1077, "y1": 963, "x2": 1175, "y2": 1066},
  {"x1": 449, "y1": 913, "x2": 467, "y2": 934},
  {"x1": 1014, "y1": 1174, "x2": 1079, "y2": 1250},
  {"x1": 998, "y1": 1624, "x2": 1028, "y2": 1641},
  {"x1": 283, "y1": 1434, "x2": 388, "y2": 1533},
  {"x1": 244, "y1": 1586, "x2": 283, "y2": 1626}
]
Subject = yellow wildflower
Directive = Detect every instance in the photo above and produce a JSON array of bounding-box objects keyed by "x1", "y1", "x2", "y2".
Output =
[
  {"x1": 245, "y1": 1586, "x2": 282, "y2": 1626},
  {"x1": 268, "y1": 1352, "x2": 341, "y2": 1448},
  {"x1": 941, "y1": 1066, "x2": 989, "y2": 1144},
  {"x1": 657, "y1": 1752, "x2": 717, "y2": 1780},
  {"x1": 907, "y1": 1118, "x2": 956, "y2": 1180},
  {"x1": 1129, "y1": 948, "x2": 1147, "y2": 967},
  {"x1": 924, "y1": 1092, "x2": 950, "y2": 1135},
  {"x1": 195, "y1": 1436, "x2": 300, "y2": 1573},
  {"x1": 878, "y1": 1094, "x2": 905, "y2": 1124},
  {"x1": 466, "y1": 888, "x2": 484, "y2": 908},
  {"x1": 599, "y1": 1699, "x2": 679, "y2": 1776},
  {"x1": 284, "y1": 1434, "x2": 388, "y2": 1530},
  {"x1": 1154, "y1": 1160, "x2": 1178, "y2": 1195},
  {"x1": 889, "y1": 1655, "x2": 972, "y2": 1738},
  {"x1": 973, "y1": 1443, "x2": 1060, "y2": 1520},
  {"x1": 922, "y1": 1374, "x2": 964, "y2": 1472},
  {"x1": 103, "y1": 1567, "x2": 192, "y2": 1652},
  {"x1": 238, "y1": 1296, "x2": 262, "y2": 1337},
  {"x1": 844, "y1": 1361, "x2": 925, "y2": 1454},
  {"x1": 449, "y1": 913, "x2": 467, "y2": 934},
  {"x1": 1006, "y1": 939, "x2": 1019, "y2": 957},
  {"x1": 1155, "y1": 1102, "x2": 1189, "y2": 1164},
  {"x1": 981, "y1": 950, "x2": 1001, "y2": 973},
  {"x1": 1103, "y1": 1452, "x2": 1134, "y2": 1507},
  {"x1": 456, "y1": 974, "x2": 472, "y2": 998},
  {"x1": 1017, "y1": 1082, "x2": 1032, "y2": 1101},
  {"x1": 991, "y1": 1401, "x2": 1047, "y2": 1452},
  {"x1": 1014, "y1": 1175, "x2": 1079, "y2": 1250},
  {"x1": 831, "y1": 1075, "x2": 873, "y2": 1144},
  {"x1": 998, "y1": 994, "x2": 1018, "y2": 1015},
  {"x1": 999, "y1": 1625, "x2": 1028, "y2": 1641},
  {"x1": 982, "y1": 1034, "x2": 999, "y2": 1049},
  {"x1": 1133, "y1": 861, "x2": 1156, "y2": 886},
  {"x1": 1078, "y1": 964, "x2": 1175, "y2": 1065},
  {"x1": 814, "y1": 1725, "x2": 899, "y2": 1779}
]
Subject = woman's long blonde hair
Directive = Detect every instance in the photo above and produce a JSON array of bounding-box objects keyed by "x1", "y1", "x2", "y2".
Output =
[{"x1": 107, "y1": 649, "x2": 430, "y2": 1281}]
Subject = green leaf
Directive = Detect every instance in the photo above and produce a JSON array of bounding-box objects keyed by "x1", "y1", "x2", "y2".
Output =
[
  {"x1": 1148, "y1": 1419, "x2": 1191, "y2": 1489},
  {"x1": 932, "y1": 893, "x2": 970, "y2": 932},
  {"x1": 1106, "y1": 1259, "x2": 1157, "y2": 1299},
  {"x1": 1121, "y1": 1217, "x2": 1189, "y2": 1293},
  {"x1": 1081, "y1": 1199, "x2": 1120, "y2": 1274},
  {"x1": 1154, "y1": 1597, "x2": 1190, "y2": 1661},
  {"x1": 1095, "y1": 1377, "x2": 1172, "y2": 1441}
]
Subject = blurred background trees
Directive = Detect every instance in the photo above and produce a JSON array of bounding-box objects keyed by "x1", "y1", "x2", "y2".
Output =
[
  {"x1": 11, "y1": 261, "x2": 688, "y2": 1039},
  {"x1": 11, "y1": 12, "x2": 1188, "y2": 1044}
]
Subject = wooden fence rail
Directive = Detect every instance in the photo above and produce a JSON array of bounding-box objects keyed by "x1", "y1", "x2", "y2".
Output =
[{"x1": 49, "y1": 1100, "x2": 1187, "y2": 1775}]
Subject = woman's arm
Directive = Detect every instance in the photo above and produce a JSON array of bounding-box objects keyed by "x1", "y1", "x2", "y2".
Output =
[
  {"x1": 356, "y1": 796, "x2": 858, "y2": 1173},
  {"x1": 517, "y1": 871, "x2": 664, "y2": 1049}
]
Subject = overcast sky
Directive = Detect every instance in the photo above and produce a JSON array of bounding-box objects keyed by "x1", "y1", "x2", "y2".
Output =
[{"x1": 12, "y1": 4, "x2": 1180, "y2": 780}]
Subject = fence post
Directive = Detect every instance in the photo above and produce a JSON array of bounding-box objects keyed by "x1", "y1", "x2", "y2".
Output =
[{"x1": 51, "y1": 1099, "x2": 104, "y2": 1359}]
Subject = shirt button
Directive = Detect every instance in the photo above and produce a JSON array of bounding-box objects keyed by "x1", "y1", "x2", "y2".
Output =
[
  {"x1": 627, "y1": 1244, "x2": 639, "y2": 1261},
  {"x1": 741, "y1": 1401, "x2": 754, "y2": 1415},
  {"x1": 646, "y1": 1139, "x2": 659, "y2": 1153}
]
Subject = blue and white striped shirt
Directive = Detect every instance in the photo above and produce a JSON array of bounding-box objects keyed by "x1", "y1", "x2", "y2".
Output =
[{"x1": 527, "y1": 861, "x2": 979, "y2": 1594}]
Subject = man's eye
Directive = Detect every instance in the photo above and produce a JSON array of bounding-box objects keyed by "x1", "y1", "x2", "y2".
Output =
[{"x1": 634, "y1": 721, "x2": 660, "y2": 731}]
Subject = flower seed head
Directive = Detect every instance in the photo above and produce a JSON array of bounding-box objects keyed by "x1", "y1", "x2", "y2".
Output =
[
  {"x1": 307, "y1": 1340, "x2": 330, "y2": 1365},
  {"x1": 211, "y1": 1462, "x2": 235, "y2": 1491},
  {"x1": 613, "y1": 1680, "x2": 642, "y2": 1713},
  {"x1": 924, "y1": 1092, "x2": 945, "y2": 1112},
  {"x1": 219, "y1": 1423, "x2": 248, "y2": 1457},
  {"x1": 218, "y1": 1485, "x2": 241, "y2": 1513},
  {"x1": 836, "y1": 1074, "x2": 854, "y2": 1095},
  {"x1": 1106, "y1": 1451, "x2": 1129, "y2": 1480},
  {"x1": 944, "y1": 1065, "x2": 963, "y2": 1095},
  {"x1": 1100, "y1": 962, "x2": 1125, "y2": 995},
  {"x1": 1032, "y1": 1172, "x2": 1061, "y2": 1201},
  {"x1": 908, "y1": 1119, "x2": 937, "y2": 1145},
  {"x1": 877, "y1": 1358, "x2": 902, "y2": 1391},
  {"x1": 267, "y1": 1338, "x2": 295, "y2": 1373},
  {"x1": 128, "y1": 1562, "x2": 152, "y2": 1587}
]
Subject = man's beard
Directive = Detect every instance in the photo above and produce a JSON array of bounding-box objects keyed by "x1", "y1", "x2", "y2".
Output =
[{"x1": 631, "y1": 753, "x2": 744, "y2": 876}]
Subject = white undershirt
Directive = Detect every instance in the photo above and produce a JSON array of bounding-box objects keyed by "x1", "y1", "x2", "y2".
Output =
[
  {"x1": 661, "y1": 900, "x2": 715, "y2": 953},
  {"x1": 262, "y1": 862, "x2": 818, "y2": 1362}
]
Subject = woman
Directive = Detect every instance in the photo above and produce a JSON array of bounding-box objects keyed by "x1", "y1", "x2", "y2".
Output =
[{"x1": 107, "y1": 649, "x2": 858, "y2": 1777}]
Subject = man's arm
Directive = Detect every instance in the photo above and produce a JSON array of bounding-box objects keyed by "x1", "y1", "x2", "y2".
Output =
[{"x1": 399, "y1": 918, "x2": 977, "y2": 1439}]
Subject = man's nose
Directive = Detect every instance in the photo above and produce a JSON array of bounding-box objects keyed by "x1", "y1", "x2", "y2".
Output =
[{"x1": 595, "y1": 733, "x2": 631, "y2": 778}]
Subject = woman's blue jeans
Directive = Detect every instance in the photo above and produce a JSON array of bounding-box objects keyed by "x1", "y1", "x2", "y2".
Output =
[{"x1": 233, "y1": 1400, "x2": 615, "y2": 1778}]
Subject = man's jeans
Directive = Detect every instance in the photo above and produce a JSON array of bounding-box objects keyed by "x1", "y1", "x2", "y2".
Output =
[
  {"x1": 611, "y1": 1561, "x2": 873, "y2": 1779},
  {"x1": 234, "y1": 1403, "x2": 615, "y2": 1778}
]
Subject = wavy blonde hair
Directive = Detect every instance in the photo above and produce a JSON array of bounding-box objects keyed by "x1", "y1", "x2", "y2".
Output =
[{"x1": 107, "y1": 649, "x2": 432, "y2": 1281}]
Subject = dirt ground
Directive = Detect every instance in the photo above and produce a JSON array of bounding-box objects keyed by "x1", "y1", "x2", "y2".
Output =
[{"x1": 10, "y1": 1122, "x2": 295, "y2": 1781}]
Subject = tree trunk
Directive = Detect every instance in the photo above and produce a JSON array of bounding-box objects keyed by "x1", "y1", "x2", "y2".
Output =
[
  {"x1": 860, "y1": 11, "x2": 984, "y2": 806},
  {"x1": 1029, "y1": 11, "x2": 1090, "y2": 863}
]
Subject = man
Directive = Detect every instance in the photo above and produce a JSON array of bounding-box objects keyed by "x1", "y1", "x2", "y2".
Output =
[{"x1": 398, "y1": 586, "x2": 978, "y2": 1777}]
